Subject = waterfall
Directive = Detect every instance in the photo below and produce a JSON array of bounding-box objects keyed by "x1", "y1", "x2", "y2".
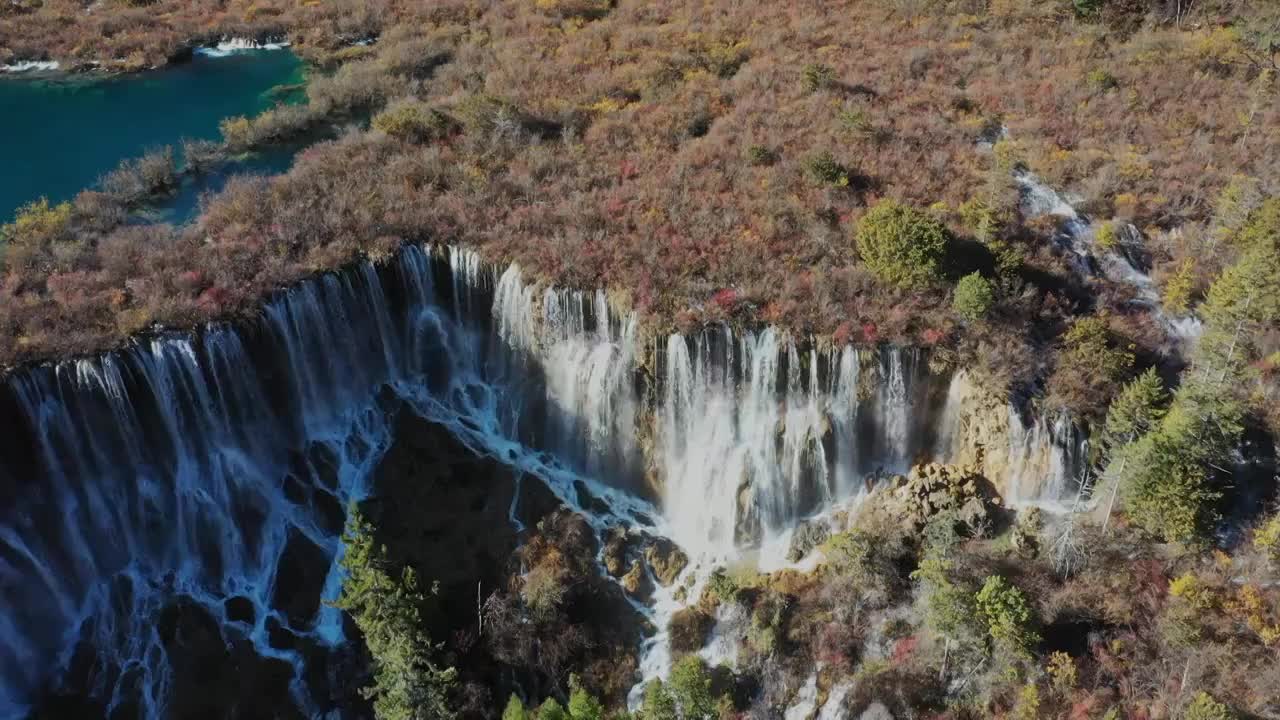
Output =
[
  {"x1": 0, "y1": 245, "x2": 654, "y2": 716},
  {"x1": 658, "y1": 332, "x2": 929, "y2": 562},
  {"x1": 0, "y1": 242, "x2": 1091, "y2": 715},
  {"x1": 1003, "y1": 406, "x2": 1088, "y2": 510}
]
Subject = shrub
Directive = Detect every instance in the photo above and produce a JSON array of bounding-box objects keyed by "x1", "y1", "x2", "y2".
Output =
[
  {"x1": 1073, "y1": 0, "x2": 1103, "y2": 18},
  {"x1": 746, "y1": 144, "x2": 776, "y2": 166},
  {"x1": 801, "y1": 63, "x2": 835, "y2": 92},
  {"x1": 1049, "y1": 315, "x2": 1135, "y2": 417},
  {"x1": 454, "y1": 93, "x2": 522, "y2": 136},
  {"x1": 521, "y1": 561, "x2": 566, "y2": 621},
  {"x1": 803, "y1": 151, "x2": 849, "y2": 187},
  {"x1": 1162, "y1": 258, "x2": 1196, "y2": 314},
  {"x1": 640, "y1": 679, "x2": 678, "y2": 720},
  {"x1": 1255, "y1": 513, "x2": 1280, "y2": 566},
  {"x1": 837, "y1": 106, "x2": 874, "y2": 136},
  {"x1": 1184, "y1": 692, "x2": 1234, "y2": 720},
  {"x1": 220, "y1": 116, "x2": 255, "y2": 149},
  {"x1": 99, "y1": 147, "x2": 176, "y2": 205},
  {"x1": 1086, "y1": 69, "x2": 1118, "y2": 92},
  {"x1": 181, "y1": 138, "x2": 225, "y2": 174},
  {"x1": 668, "y1": 655, "x2": 718, "y2": 720},
  {"x1": 855, "y1": 200, "x2": 949, "y2": 289},
  {"x1": 373, "y1": 99, "x2": 455, "y2": 142},
  {"x1": 952, "y1": 272, "x2": 994, "y2": 321},
  {"x1": 1046, "y1": 652, "x2": 1078, "y2": 694},
  {"x1": 2, "y1": 197, "x2": 72, "y2": 254},
  {"x1": 1094, "y1": 221, "x2": 1118, "y2": 253},
  {"x1": 974, "y1": 575, "x2": 1039, "y2": 657},
  {"x1": 503, "y1": 695, "x2": 529, "y2": 720}
]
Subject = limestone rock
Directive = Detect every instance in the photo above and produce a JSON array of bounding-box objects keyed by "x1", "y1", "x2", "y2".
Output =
[
  {"x1": 644, "y1": 537, "x2": 689, "y2": 587},
  {"x1": 786, "y1": 519, "x2": 830, "y2": 563},
  {"x1": 859, "y1": 461, "x2": 997, "y2": 533},
  {"x1": 621, "y1": 560, "x2": 653, "y2": 601},
  {"x1": 603, "y1": 527, "x2": 629, "y2": 578},
  {"x1": 668, "y1": 607, "x2": 715, "y2": 653}
]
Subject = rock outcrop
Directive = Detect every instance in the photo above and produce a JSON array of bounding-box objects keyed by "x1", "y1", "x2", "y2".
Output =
[
  {"x1": 786, "y1": 519, "x2": 831, "y2": 563},
  {"x1": 859, "y1": 461, "x2": 999, "y2": 532},
  {"x1": 644, "y1": 537, "x2": 689, "y2": 587}
]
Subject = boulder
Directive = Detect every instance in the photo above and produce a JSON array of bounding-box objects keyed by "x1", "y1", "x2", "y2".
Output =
[
  {"x1": 621, "y1": 560, "x2": 653, "y2": 601},
  {"x1": 272, "y1": 530, "x2": 331, "y2": 629},
  {"x1": 644, "y1": 537, "x2": 689, "y2": 587},
  {"x1": 859, "y1": 462, "x2": 996, "y2": 533},
  {"x1": 603, "y1": 527, "x2": 629, "y2": 578},
  {"x1": 668, "y1": 607, "x2": 715, "y2": 653},
  {"x1": 786, "y1": 519, "x2": 830, "y2": 563}
]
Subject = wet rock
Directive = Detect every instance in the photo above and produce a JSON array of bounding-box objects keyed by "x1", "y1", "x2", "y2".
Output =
[
  {"x1": 644, "y1": 537, "x2": 688, "y2": 587},
  {"x1": 311, "y1": 487, "x2": 346, "y2": 537},
  {"x1": 603, "y1": 527, "x2": 629, "y2": 578},
  {"x1": 574, "y1": 480, "x2": 612, "y2": 516},
  {"x1": 272, "y1": 529, "x2": 331, "y2": 628},
  {"x1": 669, "y1": 608, "x2": 715, "y2": 654},
  {"x1": 735, "y1": 482, "x2": 762, "y2": 546},
  {"x1": 225, "y1": 595, "x2": 255, "y2": 625},
  {"x1": 786, "y1": 519, "x2": 830, "y2": 563},
  {"x1": 267, "y1": 616, "x2": 300, "y2": 651},
  {"x1": 621, "y1": 560, "x2": 653, "y2": 601},
  {"x1": 282, "y1": 473, "x2": 308, "y2": 504}
]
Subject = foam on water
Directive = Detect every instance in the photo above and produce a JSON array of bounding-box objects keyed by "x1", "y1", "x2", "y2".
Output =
[
  {"x1": 195, "y1": 38, "x2": 292, "y2": 58},
  {"x1": 1, "y1": 60, "x2": 60, "y2": 73}
]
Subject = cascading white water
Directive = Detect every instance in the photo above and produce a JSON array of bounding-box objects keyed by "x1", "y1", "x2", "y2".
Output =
[
  {"x1": 0, "y1": 242, "x2": 1090, "y2": 716},
  {"x1": 0, "y1": 245, "x2": 656, "y2": 717},
  {"x1": 659, "y1": 330, "x2": 926, "y2": 562},
  {"x1": 1014, "y1": 169, "x2": 1202, "y2": 343}
]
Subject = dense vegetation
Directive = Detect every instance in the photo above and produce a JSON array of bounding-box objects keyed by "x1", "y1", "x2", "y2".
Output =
[{"x1": 6, "y1": 1, "x2": 1280, "y2": 717}]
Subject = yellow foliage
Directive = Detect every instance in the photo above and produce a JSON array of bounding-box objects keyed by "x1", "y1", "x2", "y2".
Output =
[
  {"x1": 1193, "y1": 26, "x2": 1243, "y2": 66},
  {"x1": 1095, "y1": 221, "x2": 1118, "y2": 253},
  {"x1": 587, "y1": 97, "x2": 625, "y2": 114},
  {"x1": 220, "y1": 116, "x2": 254, "y2": 148},
  {"x1": 1169, "y1": 572, "x2": 1215, "y2": 610},
  {"x1": 1046, "y1": 652, "x2": 1078, "y2": 694},
  {"x1": 1117, "y1": 151, "x2": 1153, "y2": 182},
  {"x1": 1229, "y1": 585, "x2": 1280, "y2": 645},
  {"x1": 2, "y1": 197, "x2": 72, "y2": 248},
  {"x1": 1012, "y1": 683, "x2": 1040, "y2": 720},
  {"x1": 1162, "y1": 258, "x2": 1196, "y2": 315},
  {"x1": 1255, "y1": 513, "x2": 1280, "y2": 564}
]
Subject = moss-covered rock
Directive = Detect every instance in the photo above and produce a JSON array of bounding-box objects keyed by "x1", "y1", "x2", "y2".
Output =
[
  {"x1": 668, "y1": 608, "x2": 715, "y2": 654},
  {"x1": 644, "y1": 538, "x2": 689, "y2": 587}
]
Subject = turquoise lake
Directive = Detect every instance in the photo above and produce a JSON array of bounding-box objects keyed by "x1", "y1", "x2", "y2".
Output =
[{"x1": 0, "y1": 50, "x2": 303, "y2": 222}]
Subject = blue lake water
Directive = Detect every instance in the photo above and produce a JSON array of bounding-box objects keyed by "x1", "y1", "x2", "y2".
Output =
[{"x1": 0, "y1": 50, "x2": 303, "y2": 222}]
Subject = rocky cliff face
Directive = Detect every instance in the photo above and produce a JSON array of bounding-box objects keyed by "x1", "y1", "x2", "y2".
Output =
[{"x1": 934, "y1": 370, "x2": 1087, "y2": 509}]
